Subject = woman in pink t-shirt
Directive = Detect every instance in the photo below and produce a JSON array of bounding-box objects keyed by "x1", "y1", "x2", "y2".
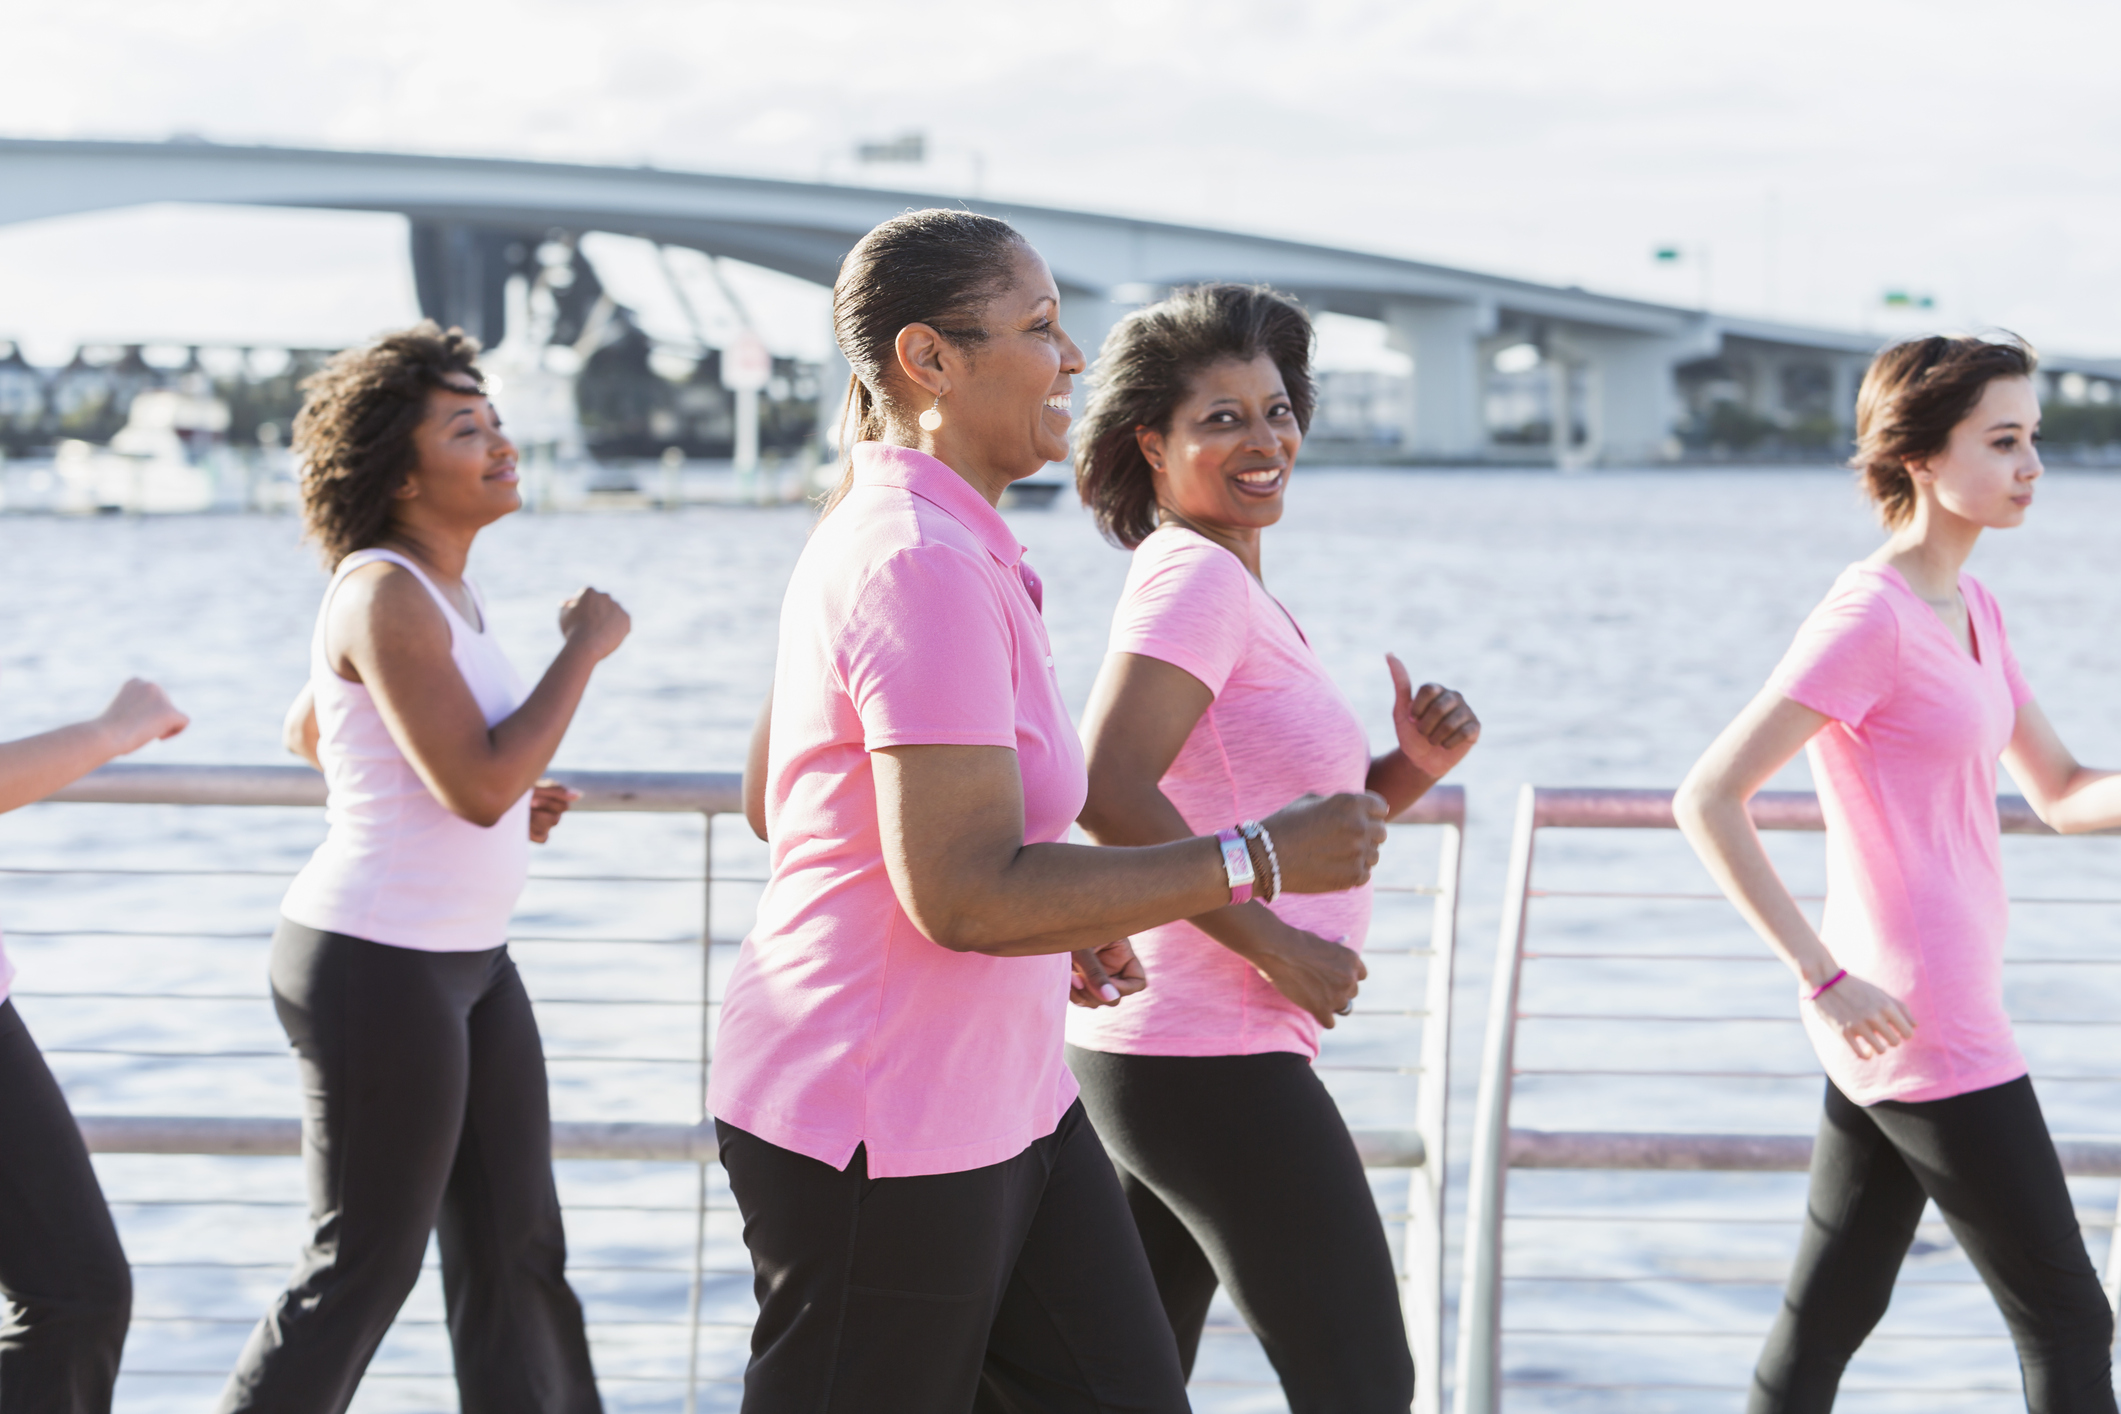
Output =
[
  {"x1": 1065, "y1": 284, "x2": 1479, "y2": 1410},
  {"x1": 0, "y1": 677, "x2": 186, "y2": 1414},
  {"x1": 1679, "y1": 334, "x2": 2121, "y2": 1414},
  {"x1": 718, "y1": 213, "x2": 1390, "y2": 1412}
]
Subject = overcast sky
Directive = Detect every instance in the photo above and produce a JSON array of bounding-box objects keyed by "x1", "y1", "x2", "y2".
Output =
[{"x1": 5, "y1": 0, "x2": 2119, "y2": 362}]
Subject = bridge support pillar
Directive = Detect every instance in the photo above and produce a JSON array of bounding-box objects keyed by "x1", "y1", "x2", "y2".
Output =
[
  {"x1": 1058, "y1": 285, "x2": 1131, "y2": 475},
  {"x1": 1553, "y1": 328, "x2": 1683, "y2": 465},
  {"x1": 817, "y1": 332, "x2": 854, "y2": 452},
  {"x1": 1830, "y1": 355, "x2": 1864, "y2": 444},
  {"x1": 1384, "y1": 299, "x2": 1495, "y2": 462},
  {"x1": 1060, "y1": 286, "x2": 1128, "y2": 388},
  {"x1": 410, "y1": 221, "x2": 530, "y2": 350}
]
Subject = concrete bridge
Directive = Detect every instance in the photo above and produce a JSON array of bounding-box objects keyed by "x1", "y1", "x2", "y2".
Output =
[{"x1": 5, "y1": 137, "x2": 2116, "y2": 465}]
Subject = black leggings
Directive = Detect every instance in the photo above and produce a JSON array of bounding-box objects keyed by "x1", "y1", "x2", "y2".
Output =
[
  {"x1": 215, "y1": 921, "x2": 600, "y2": 1414},
  {"x1": 1752, "y1": 1076, "x2": 2115, "y2": 1413},
  {"x1": 0, "y1": 1000, "x2": 131, "y2": 1414},
  {"x1": 1067, "y1": 1045, "x2": 1415, "y2": 1414},
  {"x1": 716, "y1": 1099, "x2": 1189, "y2": 1413}
]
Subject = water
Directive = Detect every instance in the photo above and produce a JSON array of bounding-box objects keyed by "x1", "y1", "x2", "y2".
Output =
[{"x1": 5, "y1": 466, "x2": 2121, "y2": 1410}]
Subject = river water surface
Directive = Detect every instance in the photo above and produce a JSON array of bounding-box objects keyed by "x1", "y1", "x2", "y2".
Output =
[{"x1": 5, "y1": 467, "x2": 2121, "y2": 1412}]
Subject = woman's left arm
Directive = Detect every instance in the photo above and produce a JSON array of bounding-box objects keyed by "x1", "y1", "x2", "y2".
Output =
[
  {"x1": 1365, "y1": 653, "x2": 1480, "y2": 818},
  {"x1": 0, "y1": 678, "x2": 189, "y2": 815},
  {"x1": 283, "y1": 684, "x2": 321, "y2": 770},
  {"x1": 2003, "y1": 700, "x2": 2121, "y2": 834}
]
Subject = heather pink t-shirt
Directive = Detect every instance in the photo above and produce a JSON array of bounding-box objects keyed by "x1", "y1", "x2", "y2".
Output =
[
  {"x1": 708, "y1": 445, "x2": 1087, "y2": 1179},
  {"x1": 1769, "y1": 563, "x2": 2034, "y2": 1105},
  {"x1": 1067, "y1": 526, "x2": 1373, "y2": 1060}
]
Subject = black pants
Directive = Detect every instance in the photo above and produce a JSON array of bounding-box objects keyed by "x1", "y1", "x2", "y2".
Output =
[
  {"x1": 215, "y1": 921, "x2": 600, "y2": 1414},
  {"x1": 0, "y1": 1000, "x2": 131, "y2": 1414},
  {"x1": 1752, "y1": 1076, "x2": 2115, "y2": 1413},
  {"x1": 716, "y1": 1099, "x2": 1190, "y2": 1413},
  {"x1": 1067, "y1": 1046, "x2": 1415, "y2": 1414}
]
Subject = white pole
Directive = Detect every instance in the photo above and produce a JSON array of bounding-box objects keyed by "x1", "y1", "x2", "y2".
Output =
[{"x1": 735, "y1": 386, "x2": 759, "y2": 479}]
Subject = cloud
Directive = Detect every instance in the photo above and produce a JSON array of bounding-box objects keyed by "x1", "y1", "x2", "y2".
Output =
[{"x1": 4, "y1": 0, "x2": 2119, "y2": 351}]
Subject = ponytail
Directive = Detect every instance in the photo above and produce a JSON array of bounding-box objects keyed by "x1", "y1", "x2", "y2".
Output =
[
  {"x1": 819, "y1": 371, "x2": 887, "y2": 515},
  {"x1": 817, "y1": 209, "x2": 1026, "y2": 519}
]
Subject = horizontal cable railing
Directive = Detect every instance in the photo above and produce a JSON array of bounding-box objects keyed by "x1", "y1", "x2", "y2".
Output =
[
  {"x1": 1452, "y1": 784, "x2": 2121, "y2": 1414},
  {"x1": 18, "y1": 764, "x2": 1464, "y2": 1413}
]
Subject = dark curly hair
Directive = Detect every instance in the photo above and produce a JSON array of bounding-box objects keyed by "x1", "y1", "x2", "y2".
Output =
[
  {"x1": 822, "y1": 208, "x2": 1028, "y2": 513},
  {"x1": 293, "y1": 321, "x2": 485, "y2": 565},
  {"x1": 1853, "y1": 333, "x2": 2038, "y2": 528},
  {"x1": 1074, "y1": 283, "x2": 1316, "y2": 549}
]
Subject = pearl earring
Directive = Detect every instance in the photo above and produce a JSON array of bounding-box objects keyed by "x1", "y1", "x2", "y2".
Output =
[{"x1": 918, "y1": 399, "x2": 942, "y2": 432}]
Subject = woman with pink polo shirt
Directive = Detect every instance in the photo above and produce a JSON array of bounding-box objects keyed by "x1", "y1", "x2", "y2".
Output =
[
  {"x1": 0, "y1": 677, "x2": 186, "y2": 1414},
  {"x1": 1065, "y1": 283, "x2": 1478, "y2": 1411},
  {"x1": 716, "y1": 211, "x2": 1389, "y2": 1412},
  {"x1": 1678, "y1": 334, "x2": 2121, "y2": 1413}
]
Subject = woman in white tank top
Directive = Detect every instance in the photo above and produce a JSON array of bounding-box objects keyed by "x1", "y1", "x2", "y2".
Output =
[{"x1": 215, "y1": 324, "x2": 629, "y2": 1414}]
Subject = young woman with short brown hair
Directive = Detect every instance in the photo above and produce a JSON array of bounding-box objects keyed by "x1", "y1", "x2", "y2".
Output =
[{"x1": 1679, "y1": 334, "x2": 2121, "y2": 1412}]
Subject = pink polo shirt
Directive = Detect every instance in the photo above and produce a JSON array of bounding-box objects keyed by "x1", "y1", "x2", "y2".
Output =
[
  {"x1": 708, "y1": 444, "x2": 1087, "y2": 1178},
  {"x1": 1769, "y1": 563, "x2": 2034, "y2": 1105},
  {"x1": 1067, "y1": 526, "x2": 1373, "y2": 1060}
]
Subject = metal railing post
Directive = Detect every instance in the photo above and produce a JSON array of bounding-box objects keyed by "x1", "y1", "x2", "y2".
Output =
[
  {"x1": 1453, "y1": 785, "x2": 1539, "y2": 1414},
  {"x1": 684, "y1": 812, "x2": 714, "y2": 1414},
  {"x1": 1408, "y1": 818, "x2": 1462, "y2": 1414}
]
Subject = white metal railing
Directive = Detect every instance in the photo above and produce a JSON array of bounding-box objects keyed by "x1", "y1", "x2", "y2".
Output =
[
  {"x1": 1452, "y1": 785, "x2": 2121, "y2": 1413},
  {"x1": 25, "y1": 763, "x2": 1463, "y2": 1413}
]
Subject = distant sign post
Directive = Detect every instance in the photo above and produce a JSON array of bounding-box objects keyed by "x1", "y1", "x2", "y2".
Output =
[{"x1": 724, "y1": 331, "x2": 771, "y2": 482}]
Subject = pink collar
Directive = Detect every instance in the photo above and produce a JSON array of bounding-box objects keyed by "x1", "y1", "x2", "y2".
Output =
[{"x1": 851, "y1": 443, "x2": 1028, "y2": 571}]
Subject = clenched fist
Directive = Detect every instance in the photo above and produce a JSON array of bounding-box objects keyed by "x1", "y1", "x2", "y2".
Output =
[
  {"x1": 99, "y1": 678, "x2": 189, "y2": 756},
  {"x1": 1260, "y1": 791, "x2": 1389, "y2": 895},
  {"x1": 559, "y1": 587, "x2": 631, "y2": 661}
]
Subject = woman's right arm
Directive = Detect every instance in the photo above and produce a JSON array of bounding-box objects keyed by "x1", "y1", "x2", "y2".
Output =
[
  {"x1": 0, "y1": 678, "x2": 189, "y2": 815},
  {"x1": 878, "y1": 739, "x2": 1384, "y2": 960},
  {"x1": 329, "y1": 565, "x2": 630, "y2": 827},
  {"x1": 1077, "y1": 651, "x2": 1365, "y2": 1025},
  {"x1": 1673, "y1": 688, "x2": 1914, "y2": 1058}
]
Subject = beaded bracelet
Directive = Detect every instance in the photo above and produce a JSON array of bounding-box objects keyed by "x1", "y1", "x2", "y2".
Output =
[
  {"x1": 1805, "y1": 968, "x2": 1848, "y2": 1002},
  {"x1": 1239, "y1": 820, "x2": 1283, "y2": 903}
]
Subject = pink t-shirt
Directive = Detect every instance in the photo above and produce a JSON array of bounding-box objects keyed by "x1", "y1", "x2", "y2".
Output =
[
  {"x1": 1067, "y1": 526, "x2": 1373, "y2": 1060},
  {"x1": 707, "y1": 444, "x2": 1087, "y2": 1179},
  {"x1": 1769, "y1": 563, "x2": 2034, "y2": 1105}
]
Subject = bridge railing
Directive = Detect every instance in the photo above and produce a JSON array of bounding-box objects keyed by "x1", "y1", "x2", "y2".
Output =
[
  {"x1": 19, "y1": 764, "x2": 1463, "y2": 1413},
  {"x1": 1451, "y1": 785, "x2": 2121, "y2": 1414}
]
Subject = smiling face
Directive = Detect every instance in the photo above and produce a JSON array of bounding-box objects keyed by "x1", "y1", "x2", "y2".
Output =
[
  {"x1": 1139, "y1": 353, "x2": 1302, "y2": 536},
  {"x1": 394, "y1": 379, "x2": 520, "y2": 531},
  {"x1": 920, "y1": 243, "x2": 1083, "y2": 485},
  {"x1": 1909, "y1": 374, "x2": 2042, "y2": 530}
]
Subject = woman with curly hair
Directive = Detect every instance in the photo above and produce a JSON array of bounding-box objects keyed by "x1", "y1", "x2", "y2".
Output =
[
  {"x1": 1677, "y1": 334, "x2": 2121, "y2": 1413},
  {"x1": 215, "y1": 322, "x2": 629, "y2": 1414},
  {"x1": 1067, "y1": 283, "x2": 1478, "y2": 1411}
]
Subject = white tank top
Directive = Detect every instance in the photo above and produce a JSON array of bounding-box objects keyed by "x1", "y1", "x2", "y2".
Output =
[{"x1": 280, "y1": 548, "x2": 531, "y2": 952}]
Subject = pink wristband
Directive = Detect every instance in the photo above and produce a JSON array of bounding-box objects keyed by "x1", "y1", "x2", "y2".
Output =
[
  {"x1": 1216, "y1": 827, "x2": 1255, "y2": 905},
  {"x1": 1806, "y1": 968, "x2": 1848, "y2": 1002}
]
